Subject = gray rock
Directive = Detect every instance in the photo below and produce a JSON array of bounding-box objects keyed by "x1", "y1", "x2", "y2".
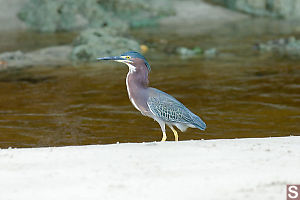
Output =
[
  {"x1": 210, "y1": 0, "x2": 300, "y2": 19},
  {"x1": 0, "y1": 28, "x2": 141, "y2": 67},
  {"x1": 18, "y1": 0, "x2": 174, "y2": 32},
  {"x1": 71, "y1": 28, "x2": 140, "y2": 62},
  {"x1": 102, "y1": 0, "x2": 175, "y2": 27},
  {"x1": 18, "y1": 0, "x2": 128, "y2": 32}
]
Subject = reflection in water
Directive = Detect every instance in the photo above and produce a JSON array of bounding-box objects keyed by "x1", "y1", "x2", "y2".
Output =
[{"x1": 0, "y1": 21, "x2": 300, "y2": 148}]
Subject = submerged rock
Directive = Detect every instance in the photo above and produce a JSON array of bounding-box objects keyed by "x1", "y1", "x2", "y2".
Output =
[
  {"x1": 71, "y1": 28, "x2": 140, "y2": 62},
  {"x1": 255, "y1": 36, "x2": 300, "y2": 58},
  {"x1": 211, "y1": 0, "x2": 300, "y2": 19},
  {"x1": 0, "y1": 46, "x2": 72, "y2": 70},
  {"x1": 0, "y1": 51, "x2": 25, "y2": 61},
  {"x1": 176, "y1": 47, "x2": 217, "y2": 58},
  {"x1": 176, "y1": 47, "x2": 202, "y2": 58},
  {"x1": 18, "y1": 0, "x2": 174, "y2": 32},
  {"x1": 204, "y1": 48, "x2": 217, "y2": 58}
]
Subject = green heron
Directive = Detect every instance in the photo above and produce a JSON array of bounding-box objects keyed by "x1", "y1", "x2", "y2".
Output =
[{"x1": 98, "y1": 51, "x2": 206, "y2": 142}]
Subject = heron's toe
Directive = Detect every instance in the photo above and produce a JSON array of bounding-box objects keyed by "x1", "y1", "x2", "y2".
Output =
[{"x1": 161, "y1": 135, "x2": 167, "y2": 142}]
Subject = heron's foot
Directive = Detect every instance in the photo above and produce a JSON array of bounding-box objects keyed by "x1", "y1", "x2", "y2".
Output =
[
  {"x1": 170, "y1": 126, "x2": 179, "y2": 142},
  {"x1": 174, "y1": 134, "x2": 178, "y2": 142},
  {"x1": 161, "y1": 135, "x2": 167, "y2": 142}
]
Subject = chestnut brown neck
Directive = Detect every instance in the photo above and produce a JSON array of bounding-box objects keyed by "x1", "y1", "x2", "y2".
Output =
[{"x1": 126, "y1": 59, "x2": 149, "y2": 89}]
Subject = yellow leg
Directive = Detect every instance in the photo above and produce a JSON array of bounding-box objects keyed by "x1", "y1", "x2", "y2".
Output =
[
  {"x1": 170, "y1": 126, "x2": 179, "y2": 141},
  {"x1": 158, "y1": 121, "x2": 167, "y2": 142},
  {"x1": 161, "y1": 131, "x2": 167, "y2": 142}
]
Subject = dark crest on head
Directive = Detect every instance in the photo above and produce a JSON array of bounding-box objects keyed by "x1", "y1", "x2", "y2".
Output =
[{"x1": 121, "y1": 51, "x2": 151, "y2": 72}]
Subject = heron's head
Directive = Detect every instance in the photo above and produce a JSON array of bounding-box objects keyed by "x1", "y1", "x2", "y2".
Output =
[{"x1": 97, "y1": 51, "x2": 151, "y2": 72}]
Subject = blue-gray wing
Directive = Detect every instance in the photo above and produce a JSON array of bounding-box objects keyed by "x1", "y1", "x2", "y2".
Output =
[
  {"x1": 147, "y1": 88, "x2": 206, "y2": 130},
  {"x1": 147, "y1": 90, "x2": 195, "y2": 125}
]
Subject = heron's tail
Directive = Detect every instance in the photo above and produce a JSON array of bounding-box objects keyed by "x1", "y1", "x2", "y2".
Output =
[{"x1": 191, "y1": 113, "x2": 206, "y2": 131}]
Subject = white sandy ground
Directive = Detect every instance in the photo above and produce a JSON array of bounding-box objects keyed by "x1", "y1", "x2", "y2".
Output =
[{"x1": 0, "y1": 136, "x2": 299, "y2": 200}]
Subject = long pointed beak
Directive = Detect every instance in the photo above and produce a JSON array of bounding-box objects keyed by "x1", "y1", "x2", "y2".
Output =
[{"x1": 97, "y1": 56, "x2": 125, "y2": 61}]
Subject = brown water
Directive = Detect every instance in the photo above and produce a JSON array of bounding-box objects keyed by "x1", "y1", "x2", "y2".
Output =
[{"x1": 0, "y1": 20, "x2": 300, "y2": 148}]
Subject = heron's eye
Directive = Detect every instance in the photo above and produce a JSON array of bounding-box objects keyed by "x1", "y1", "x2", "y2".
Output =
[{"x1": 126, "y1": 56, "x2": 131, "y2": 59}]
